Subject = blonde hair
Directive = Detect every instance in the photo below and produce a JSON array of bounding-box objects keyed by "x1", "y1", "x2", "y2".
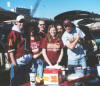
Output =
[{"x1": 46, "y1": 24, "x2": 60, "y2": 42}]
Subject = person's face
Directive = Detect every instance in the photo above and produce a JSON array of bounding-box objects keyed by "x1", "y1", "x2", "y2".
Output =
[
  {"x1": 16, "y1": 20, "x2": 25, "y2": 30},
  {"x1": 64, "y1": 25, "x2": 72, "y2": 33},
  {"x1": 57, "y1": 25, "x2": 63, "y2": 33},
  {"x1": 49, "y1": 27, "x2": 56, "y2": 37},
  {"x1": 38, "y1": 20, "x2": 45, "y2": 32}
]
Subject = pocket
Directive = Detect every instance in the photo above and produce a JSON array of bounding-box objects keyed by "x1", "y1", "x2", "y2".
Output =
[
  {"x1": 24, "y1": 54, "x2": 32, "y2": 64},
  {"x1": 16, "y1": 56, "x2": 25, "y2": 65}
]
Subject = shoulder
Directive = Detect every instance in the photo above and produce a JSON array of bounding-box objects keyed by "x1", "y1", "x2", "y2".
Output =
[
  {"x1": 8, "y1": 30, "x2": 15, "y2": 36},
  {"x1": 8, "y1": 30, "x2": 20, "y2": 39},
  {"x1": 62, "y1": 31, "x2": 69, "y2": 38},
  {"x1": 62, "y1": 31, "x2": 67, "y2": 36},
  {"x1": 75, "y1": 27, "x2": 83, "y2": 32}
]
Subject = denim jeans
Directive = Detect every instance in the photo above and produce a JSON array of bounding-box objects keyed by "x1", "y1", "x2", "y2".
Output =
[
  {"x1": 31, "y1": 58, "x2": 44, "y2": 77},
  {"x1": 68, "y1": 57, "x2": 87, "y2": 68},
  {"x1": 36, "y1": 58, "x2": 44, "y2": 77},
  {"x1": 10, "y1": 54, "x2": 32, "y2": 86}
]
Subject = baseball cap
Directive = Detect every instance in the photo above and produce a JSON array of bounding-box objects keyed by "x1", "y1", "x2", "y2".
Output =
[
  {"x1": 63, "y1": 19, "x2": 72, "y2": 27},
  {"x1": 16, "y1": 15, "x2": 25, "y2": 22}
]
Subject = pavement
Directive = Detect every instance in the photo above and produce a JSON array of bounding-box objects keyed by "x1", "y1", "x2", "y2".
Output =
[{"x1": 0, "y1": 69, "x2": 10, "y2": 86}]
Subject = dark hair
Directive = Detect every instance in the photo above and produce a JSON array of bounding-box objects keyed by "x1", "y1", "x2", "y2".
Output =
[
  {"x1": 56, "y1": 23, "x2": 64, "y2": 32},
  {"x1": 63, "y1": 19, "x2": 76, "y2": 28},
  {"x1": 38, "y1": 19, "x2": 45, "y2": 24},
  {"x1": 55, "y1": 23, "x2": 64, "y2": 38},
  {"x1": 28, "y1": 25, "x2": 40, "y2": 41},
  {"x1": 24, "y1": 22, "x2": 40, "y2": 52}
]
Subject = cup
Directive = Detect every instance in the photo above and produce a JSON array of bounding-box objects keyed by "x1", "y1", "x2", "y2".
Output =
[
  {"x1": 29, "y1": 72, "x2": 36, "y2": 86},
  {"x1": 97, "y1": 65, "x2": 100, "y2": 77}
]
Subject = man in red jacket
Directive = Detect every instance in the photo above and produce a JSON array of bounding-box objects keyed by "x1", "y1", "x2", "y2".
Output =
[{"x1": 8, "y1": 15, "x2": 33, "y2": 86}]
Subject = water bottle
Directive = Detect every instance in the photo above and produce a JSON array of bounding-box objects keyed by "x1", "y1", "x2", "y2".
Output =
[
  {"x1": 29, "y1": 64, "x2": 36, "y2": 86},
  {"x1": 62, "y1": 65, "x2": 66, "y2": 81},
  {"x1": 97, "y1": 65, "x2": 100, "y2": 77},
  {"x1": 29, "y1": 72, "x2": 36, "y2": 86},
  {"x1": 86, "y1": 66, "x2": 91, "y2": 76}
]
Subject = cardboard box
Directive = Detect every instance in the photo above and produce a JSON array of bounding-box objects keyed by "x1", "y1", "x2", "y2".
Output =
[{"x1": 43, "y1": 68, "x2": 62, "y2": 85}]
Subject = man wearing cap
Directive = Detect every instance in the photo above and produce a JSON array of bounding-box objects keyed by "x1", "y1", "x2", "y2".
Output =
[
  {"x1": 62, "y1": 19, "x2": 87, "y2": 68},
  {"x1": 8, "y1": 15, "x2": 33, "y2": 86}
]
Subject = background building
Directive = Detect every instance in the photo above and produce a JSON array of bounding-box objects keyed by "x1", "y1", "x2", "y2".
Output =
[{"x1": 15, "y1": 7, "x2": 30, "y2": 16}]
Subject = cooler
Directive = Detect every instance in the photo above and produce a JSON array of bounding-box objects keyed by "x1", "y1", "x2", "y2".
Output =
[{"x1": 43, "y1": 68, "x2": 62, "y2": 85}]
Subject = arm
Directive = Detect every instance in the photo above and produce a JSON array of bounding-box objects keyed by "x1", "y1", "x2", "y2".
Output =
[
  {"x1": 78, "y1": 38, "x2": 85, "y2": 44},
  {"x1": 8, "y1": 31, "x2": 18, "y2": 69},
  {"x1": 56, "y1": 48, "x2": 64, "y2": 65},
  {"x1": 33, "y1": 51, "x2": 42, "y2": 59},
  {"x1": 78, "y1": 37, "x2": 88, "y2": 49},
  {"x1": 66, "y1": 33, "x2": 80, "y2": 50},
  {"x1": 9, "y1": 52, "x2": 17, "y2": 69},
  {"x1": 42, "y1": 48, "x2": 52, "y2": 66},
  {"x1": 77, "y1": 28, "x2": 86, "y2": 46}
]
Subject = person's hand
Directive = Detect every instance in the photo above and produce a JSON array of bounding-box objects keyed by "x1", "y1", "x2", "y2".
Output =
[
  {"x1": 48, "y1": 62, "x2": 53, "y2": 66},
  {"x1": 69, "y1": 38, "x2": 74, "y2": 43},
  {"x1": 13, "y1": 63, "x2": 18, "y2": 71},
  {"x1": 54, "y1": 63, "x2": 59, "y2": 66}
]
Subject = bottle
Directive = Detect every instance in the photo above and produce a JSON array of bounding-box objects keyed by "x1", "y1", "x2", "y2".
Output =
[
  {"x1": 29, "y1": 64, "x2": 36, "y2": 86},
  {"x1": 62, "y1": 65, "x2": 66, "y2": 81},
  {"x1": 86, "y1": 66, "x2": 91, "y2": 76},
  {"x1": 97, "y1": 65, "x2": 100, "y2": 77}
]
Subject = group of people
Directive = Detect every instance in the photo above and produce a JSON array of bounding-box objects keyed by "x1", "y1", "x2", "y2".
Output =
[{"x1": 7, "y1": 15, "x2": 87, "y2": 86}]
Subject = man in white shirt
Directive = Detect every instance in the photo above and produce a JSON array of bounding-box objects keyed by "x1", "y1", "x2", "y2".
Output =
[{"x1": 62, "y1": 19, "x2": 87, "y2": 68}]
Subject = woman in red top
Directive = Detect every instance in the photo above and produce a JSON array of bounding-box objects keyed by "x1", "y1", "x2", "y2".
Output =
[
  {"x1": 28, "y1": 24, "x2": 44, "y2": 77},
  {"x1": 42, "y1": 24, "x2": 64, "y2": 66}
]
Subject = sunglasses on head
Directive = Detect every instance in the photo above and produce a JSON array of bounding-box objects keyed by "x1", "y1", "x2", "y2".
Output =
[
  {"x1": 19, "y1": 19, "x2": 25, "y2": 23},
  {"x1": 64, "y1": 24, "x2": 71, "y2": 28}
]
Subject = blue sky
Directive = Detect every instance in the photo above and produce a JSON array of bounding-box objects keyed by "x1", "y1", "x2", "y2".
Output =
[{"x1": 0, "y1": 0, "x2": 100, "y2": 19}]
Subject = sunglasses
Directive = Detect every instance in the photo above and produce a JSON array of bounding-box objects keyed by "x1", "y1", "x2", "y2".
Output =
[
  {"x1": 64, "y1": 24, "x2": 71, "y2": 28},
  {"x1": 19, "y1": 19, "x2": 25, "y2": 23}
]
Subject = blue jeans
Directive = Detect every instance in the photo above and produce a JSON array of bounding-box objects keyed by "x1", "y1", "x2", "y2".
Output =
[
  {"x1": 31, "y1": 58, "x2": 44, "y2": 77},
  {"x1": 36, "y1": 59, "x2": 44, "y2": 77},
  {"x1": 10, "y1": 63, "x2": 32, "y2": 86},
  {"x1": 68, "y1": 57, "x2": 87, "y2": 68},
  {"x1": 10, "y1": 54, "x2": 32, "y2": 86}
]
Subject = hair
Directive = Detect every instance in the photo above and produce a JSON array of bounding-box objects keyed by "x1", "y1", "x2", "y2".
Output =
[
  {"x1": 38, "y1": 19, "x2": 45, "y2": 24},
  {"x1": 63, "y1": 19, "x2": 76, "y2": 28},
  {"x1": 46, "y1": 24, "x2": 61, "y2": 42},
  {"x1": 23, "y1": 22, "x2": 39, "y2": 52},
  {"x1": 28, "y1": 25, "x2": 40, "y2": 41},
  {"x1": 56, "y1": 23, "x2": 64, "y2": 33}
]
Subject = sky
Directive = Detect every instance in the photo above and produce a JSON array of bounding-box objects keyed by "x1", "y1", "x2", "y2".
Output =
[{"x1": 0, "y1": 0, "x2": 100, "y2": 19}]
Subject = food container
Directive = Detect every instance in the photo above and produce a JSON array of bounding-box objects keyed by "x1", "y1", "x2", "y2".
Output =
[{"x1": 43, "y1": 68, "x2": 62, "y2": 85}]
